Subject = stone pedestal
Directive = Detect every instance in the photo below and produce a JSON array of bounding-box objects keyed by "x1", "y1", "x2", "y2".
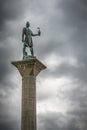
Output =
[{"x1": 11, "y1": 58, "x2": 46, "y2": 130}]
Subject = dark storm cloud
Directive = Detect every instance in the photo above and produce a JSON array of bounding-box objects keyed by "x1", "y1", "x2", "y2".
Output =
[
  {"x1": 39, "y1": 0, "x2": 87, "y2": 82},
  {"x1": 0, "y1": 0, "x2": 24, "y2": 30},
  {"x1": 38, "y1": 1, "x2": 87, "y2": 129},
  {"x1": 0, "y1": 0, "x2": 87, "y2": 130},
  {"x1": 0, "y1": 0, "x2": 26, "y2": 40},
  {"x1": 58, "y1": 0, "x2": 87, "y2": 26},
  {"x1": 0, "y1": 44, "x2": 17, "y2": 88},
  {"x1": 0, "y1": 121, "x2": 20, "y2": 130},
  {"x1": 0, "y1": 47, "x2": 11, "y2": 81},
  {"x1": 57, "y1": 0, "x2": 87, "y2": 60},
  {"x1": 0, "y1": 0, "x2": 28, "y2": 84},
  {"x1": 39, "y1": 0, "x2": 87, "y2": 54},
  {"x1": 0, "y1": 0, "x2": 25, "y2": 129}
]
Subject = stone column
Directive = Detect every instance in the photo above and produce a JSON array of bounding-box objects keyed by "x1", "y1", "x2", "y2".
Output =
[{"x1": 11, "y1": 58, "x2": 46, "y2": 130}]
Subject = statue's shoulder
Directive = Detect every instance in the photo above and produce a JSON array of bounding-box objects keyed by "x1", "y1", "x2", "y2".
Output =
[{"x1": 22, "y1": 27, "x2": 26, "y2": 34}]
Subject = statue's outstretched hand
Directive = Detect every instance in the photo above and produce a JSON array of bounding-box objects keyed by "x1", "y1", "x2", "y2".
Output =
[{"x1": 37, "y1": 27, "x2": 41, "y2": 36}]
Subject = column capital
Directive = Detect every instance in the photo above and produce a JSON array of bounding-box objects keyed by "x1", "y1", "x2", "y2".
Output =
[{"x1": 11, "y1": 58, "x2": 46, "y2": 77}]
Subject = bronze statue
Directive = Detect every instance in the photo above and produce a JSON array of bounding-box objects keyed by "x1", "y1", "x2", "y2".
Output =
[{"x1": 22, "y1": 21, "x2": 41, "y2": 59}]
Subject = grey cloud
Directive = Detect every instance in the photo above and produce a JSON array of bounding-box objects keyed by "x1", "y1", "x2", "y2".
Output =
[
  {"x1": 0, "y1": 47, "x2": 13, "y2": 83},
  {"x1": 67, "y1": 82, "x2": 87, "y2": 109},
  {"x1": 56, "y1": 72, "x2": 87, "y2": 130},
  {"x1": 57, "y1": 0, "x2": 87, "y2": 27},
  {"x1": 36, "y1": 0, "x2": 87, "y2": 59},
  {"x1": 0, "y1": 121, "x2": 20, "y2": 130},
  {"x1": 0, "y1": 0, "x2": 25, "y2": 41},
  {"x1": 37, "y1": 0, "x2": 87, "y2": 85},
  {"x1": 0, "y1": 0, "x2": 24, "y2": 29},
  {"x1": 41, "y1": 60, "x2": 87, "y2": 86},
  {"x1": 38, "y1": 112, "x2": 80, "y2": 130},
  {"x1": 0, "y1": 82, "x2": 21, "y2": 130},
  {"x1": 67, "y1": 109, "x2": 87, "y2": 130},
  {"x1": 56, "y1": 62, "x2": 87, "y2": 84},
  {"x1": 0, "y1": 0, "x2": 27, "y2": 129},
  {"x1": 0, "y1": 0, "x2": 87, "y2": 130}
]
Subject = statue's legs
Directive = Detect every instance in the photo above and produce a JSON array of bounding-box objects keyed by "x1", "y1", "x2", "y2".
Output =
[
  {"x1": 23, "y1": 43, "x2": 34, "y2": 59},
  {"x1": 23, "y1": 44, "x2": 26, "y2": 55},
  {"x1": 23, "y1": 44, "x2": 28, "y2": 59},
  {"x1": 30, "y1": 47, "x2": 34, "y2": 57}
]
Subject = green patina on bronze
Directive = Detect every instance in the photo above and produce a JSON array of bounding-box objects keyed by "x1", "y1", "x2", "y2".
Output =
[
  {"x1": 22, "y1": 21, "x2": 41, "y2": 60},
  {"x1": 23, "y1": 52, "x2": 29, "y2": 60}
]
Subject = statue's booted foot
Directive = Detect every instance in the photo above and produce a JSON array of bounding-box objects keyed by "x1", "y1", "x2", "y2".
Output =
[{"x1": 23, "y1": 52, "x2": 36, "y2": 60}]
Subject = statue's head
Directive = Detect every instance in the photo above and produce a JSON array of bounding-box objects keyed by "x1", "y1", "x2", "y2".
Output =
[{"x1": 26, "y1": 21, "x2": 30, "y2": 28}]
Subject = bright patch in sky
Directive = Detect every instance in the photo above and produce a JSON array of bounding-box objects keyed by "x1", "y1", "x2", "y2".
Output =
[{"x1": 37, "y1": 77, "x2": 73, "y2": 114}]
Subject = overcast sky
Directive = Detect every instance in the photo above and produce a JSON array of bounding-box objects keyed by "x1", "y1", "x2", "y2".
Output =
[{"x1": 0, "y1": 0, "x2": 87, "y2": 130}]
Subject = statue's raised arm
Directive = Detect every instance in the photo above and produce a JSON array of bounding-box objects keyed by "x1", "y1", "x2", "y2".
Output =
[{"x1": 22, "y1": 21, "x2": 41, "y2": 60}]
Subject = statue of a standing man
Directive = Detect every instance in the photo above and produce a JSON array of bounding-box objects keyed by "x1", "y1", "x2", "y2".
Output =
[{"x1": 22, "y1": 21, "x2": 41, "y2": 59}]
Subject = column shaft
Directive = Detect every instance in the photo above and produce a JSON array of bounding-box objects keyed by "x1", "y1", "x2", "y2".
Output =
[
  {"x1": 22, "y1": 75, "x2": 36, "y2": 130},
  {"x1": 11, "y1": 58, "x2": 46, "y2": 130}
]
